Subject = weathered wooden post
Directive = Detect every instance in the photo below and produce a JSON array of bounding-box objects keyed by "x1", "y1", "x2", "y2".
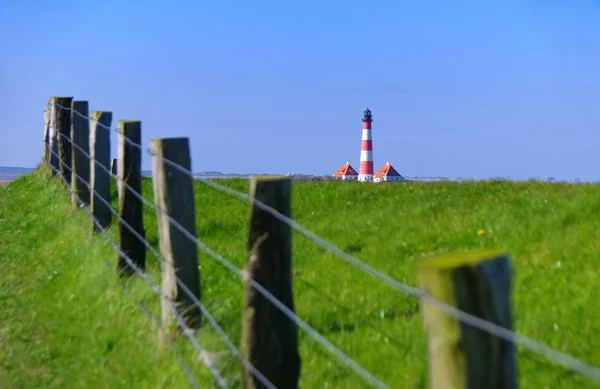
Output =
[
  {"x1": 117, "y1": 120, "x2": 146, "y2": 275},
  {"x1": 150, "y1": 137, "x2": 201, "y2": 330},
  {"x1": 110, "y1": 158, "x2": 119, "y2": 199},
  {"x1": 110, "y1": 158, "x2": 121, "y2": 197},
  {"x1": 90, "y1": 111, "x2": 113, "y2": 230},
  {"x1": 55, "y1": 97, "x2": 74, "y2": 183},
  {"x1": 417, "y1": 250, "x2": 517, "y2": 389},
  {"x1": 48, "y1": 98, "x2": 59, "y2": 174},
  {"x1": 43, "y1": 103, "x2": 51, "y2": 163},
  {"x1": 111, "y1": 158, "x2": 118, "y2": 175},
  {"x1": 71, "y1": 101, "x2": 91, "y2": 207},
  {"x1": 241, "y1": 176, "x2": 300, "y2": 389}
]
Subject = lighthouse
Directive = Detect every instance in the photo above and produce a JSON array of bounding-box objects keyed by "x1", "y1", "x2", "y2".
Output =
[{"x1": 358, "y1": 107, "x2": 374, "y2": 182}]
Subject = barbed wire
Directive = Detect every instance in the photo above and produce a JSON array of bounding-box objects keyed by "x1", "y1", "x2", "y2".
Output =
[
  {"x1": 51, "y1": 131, "x2": 277, "y2": 389},
  {"x1": 50, "y1": 102, "x2": 600, "y2": 385},
  {"x1": 53, "y1": 104, "x2": 388, "y2": 388},
  {"x1": 43, "y1": 145, "x2": 228, "y2": 389}
]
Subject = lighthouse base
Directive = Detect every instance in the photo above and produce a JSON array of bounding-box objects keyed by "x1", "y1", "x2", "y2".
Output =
[{"x1": 357, "y1": 175, "x2": 374, "y2": 182}]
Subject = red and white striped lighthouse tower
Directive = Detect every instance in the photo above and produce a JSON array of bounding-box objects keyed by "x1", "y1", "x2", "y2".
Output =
[{"x1": 358, "y1": 107, "x2": 374, "y2": 182}]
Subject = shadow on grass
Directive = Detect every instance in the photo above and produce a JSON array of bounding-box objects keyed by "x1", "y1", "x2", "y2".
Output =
[{"x1": 295, "y1": 277, "x2": 424, "y2": 362}]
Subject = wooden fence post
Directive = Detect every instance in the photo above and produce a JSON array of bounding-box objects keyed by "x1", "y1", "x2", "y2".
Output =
[
  {"x1": 90, "y1": 111, "x2": 113, "y2": 230},
  {"x1": 111, "y1": 158, "x2": 119, "y2": 200},
  {"x1": 56, "y1": 97, "x2": 74, "y2": 183},
  {"x1": 241, "y1": 176, "x2": 300, "y2": 389},
  {"x1": 117, "y1": 120, "x2": 146, "y2": 275},
  {"x1": 150, "y1": 137, "x2": 201, "y2": 330},
  {"x1": 417, "y1": 250, "x2": 517, "y2": 389},
  {"x1": 111, "y1": 158, "x2": 118, "y2": 175},
  {"x1": 48, "y1": 98, "x2": 59, "y2": 175},
  {"x1": 71, "y1": 101, "x2": 91, "y2": 207},
  {"x1": 43, "y1": 103, "x2": 51, "y2": 162}
]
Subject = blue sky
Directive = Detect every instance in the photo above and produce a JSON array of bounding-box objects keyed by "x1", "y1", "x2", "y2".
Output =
[{"x1": 1, "y1": 0, "x2": 599, "y2": 179}]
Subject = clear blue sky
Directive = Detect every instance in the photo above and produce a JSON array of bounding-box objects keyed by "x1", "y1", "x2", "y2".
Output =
[{"x1": 1, "y1": 1, "x2": 599, "y2": 179}]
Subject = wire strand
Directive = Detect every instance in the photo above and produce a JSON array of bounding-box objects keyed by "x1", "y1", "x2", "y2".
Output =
[
  {"x1": 51, "y1": 133, "x2": 276, "y2": 389},
  {"x1": 55, "y1": 103, "x2": 113, "y2": 132},
  {"x1": 55, "y1": 103, "x2": 144, "y2": 151},
  {"x1": 56, "y1": 113, "x2": 390, "y2": 388},
  {"x1": 44, "y1": 145, "x2": 228, "y2": 389},
  {"x1": 51, "y1": 102, "x2": 600, "y2": 383},
  {"x1": 113, "y1": 275, "x2": 200, "y2": 389},
  {"x1": 54, "y1": 116, "x2": 382, "y2": 387},
  {"x1": 142, "y1": 151, "x2": 390, "y2": 388},
  {"x1": 67, "y1": 177, "x2": 201, "y2": 389},
  {"x1": 43, "y1": 157, "x2": 202, "y2": 389},
  {"x1": 147, "y1": 149, "x2": 600, "y2": 383}
]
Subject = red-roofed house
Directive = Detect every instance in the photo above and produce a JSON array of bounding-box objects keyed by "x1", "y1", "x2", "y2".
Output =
[
  {"x1": 332, "y1": 162, "x2": 359, "y2": 180},
  {"x1": 374, "y1": 162, "x2": 405, "y2": 183}
]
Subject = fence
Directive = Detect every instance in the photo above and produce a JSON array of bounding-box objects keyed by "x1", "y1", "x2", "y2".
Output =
[{"x1": 39, "y1": 95, "x2": 600, "y2": 389}]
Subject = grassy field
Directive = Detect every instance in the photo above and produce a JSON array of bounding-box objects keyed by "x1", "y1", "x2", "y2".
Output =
[{"x1": 1, "y1": 166, "x2": 600, "y2": 388}]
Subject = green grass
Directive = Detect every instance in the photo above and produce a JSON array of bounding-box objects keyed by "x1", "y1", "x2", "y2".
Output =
[{"x1": 1, "y1": 166, "x2": 600, "y2": 388}]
